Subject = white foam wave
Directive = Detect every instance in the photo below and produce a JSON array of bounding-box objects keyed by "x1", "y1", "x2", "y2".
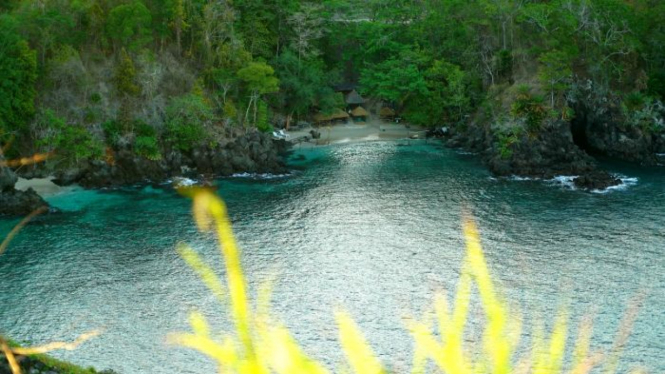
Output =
[
  {"x1": 547, "y1": 175, "x2": 579, "y2": 190},
  {"x1": 231, "y1": 172, "x2": 292, "y2": 180},
  {"x1": 171, "y1": 177, "x2": 198, "y2": 187},
  {"x1": 591, "y1": 175, "x2": 639, "y2": 194},
  {"x1": 509, "y1": 175, "x2": 539, "y2": 181}
]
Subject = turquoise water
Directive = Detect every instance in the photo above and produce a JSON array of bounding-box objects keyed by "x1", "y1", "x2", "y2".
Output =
[{"x1": 1, "y1": 141, "x2": 663, "y2": 373}]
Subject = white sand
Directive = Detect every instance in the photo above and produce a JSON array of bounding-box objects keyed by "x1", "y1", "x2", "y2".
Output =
[
  {"x1": 286, "y1": 118, "x2": 426, "y2": 147},
  {"x1": 15, "y1": 176, "x2": 79, "y2": 197}
]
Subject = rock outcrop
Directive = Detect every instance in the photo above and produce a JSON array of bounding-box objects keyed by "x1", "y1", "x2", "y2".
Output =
[
  {"x1": 0, "y1": 153, "x2": 49, "y2": 216},
  {"x1": 20, "y1": 131, "x2": 290, "y2": 189},
  {"x1": 571, "y1": 87, "x2": 665, "y2": 165},
  {"x1": 433, "y1": 120, "x2": 622, "y2": 190}
]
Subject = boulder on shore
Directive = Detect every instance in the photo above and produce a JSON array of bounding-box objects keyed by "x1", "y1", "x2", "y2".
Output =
[
  {"x1": 573, "y1": 171, "x2": 621, "y2": 190},
  {"x1": 0, "y1": 153, "x2": 49, "y2": 216}
]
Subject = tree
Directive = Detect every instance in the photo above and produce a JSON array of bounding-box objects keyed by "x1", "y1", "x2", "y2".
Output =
[
  {"x1": 274, "y1": 50, "x2": 337, "y2": 122},
  {"x1": 237, "y1": 61, "x2": 279, "y2": 128},
  {"x1": 538, "y1": 50, "x2": 573, "y2": 109},
  {"x1": 171, "y1": 0, "x2": 187, "y2": 53},
  {"x1": 106, "y1": 0, "x2": 153, "y2": 51},
  {"x1": 360, "y1": 50, "x2": 428, "y2": 111},
  {"x1": 287, "y1": 2, "x2": 325, "y2": 62},
  {"x1": 165, "y1": 93, "x2": 214, "y2": 151},
  {"x1": 0, "y1": 15, "x2": 37, "y2": 140},
  {"x1": 114, "y1": 48, "x2": 141, "y2": 97}
]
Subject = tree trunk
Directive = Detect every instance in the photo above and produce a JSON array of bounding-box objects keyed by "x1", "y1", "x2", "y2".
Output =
[
  {"x1": 286, "y1": 114, "x2": 292, "y2": 131},
  {"x1": 244, "y1": 96, "x2": 254, "y2": 128}
]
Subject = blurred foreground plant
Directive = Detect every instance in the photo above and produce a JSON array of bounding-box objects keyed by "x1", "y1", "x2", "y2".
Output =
[
  {"x1": 0, "y1": 207, "x2": 100, "y2": 374},
  {"x1": 173, "y1": 189, "x2": 646, "y2": 374}
]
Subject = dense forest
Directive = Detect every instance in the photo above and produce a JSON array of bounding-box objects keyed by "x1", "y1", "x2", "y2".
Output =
[{"x1": 1, "y1": 0, "x2": 664, "y2": 170}]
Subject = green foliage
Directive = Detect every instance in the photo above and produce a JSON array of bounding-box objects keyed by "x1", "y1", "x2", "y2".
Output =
[
  {"x1": 360, "y1": 52, "x2": 428, "y2": 108},
  {"x1": 132, "y1": 120, "x2": 161, "y2": 160},
  {"x1": 35, "y1": 109, "x2": 103, "y2": 164},
  {"x1": 223, "y1": 100, "x2": 238, "y2": 124},
  {"x1": 511, "y1": 86, "x2": 547, "y2": 132},
  {"x1": 106, "y1": 0, "x2": 153, "y2": 50},
  {"x1": 273, "y1": 50, "x2": 338, "y2": 118},
  {"x1": 0, "y1": 14, "x2": 37, "y2": 138},
  {"x1": 135, "y1": 134, "x2": 161, "y2": 160},
  {"x1": 361, "y1": 49, "x2": 470, "y2": 126},
  {"x1": 237, "y1": 62, "x2": 280, "y2": 95},
  {"x1": 256, "y1": 100, "x2": 271, "y2": 133},
  {"x1": 647, "y1": 71, "x2": 665, "y2": 100},
  {"x1": 165, "y1": 94, "x2": 214, "y2": 151},
  {"x1": 115, "y1": 49, "x2": 141, "y2": 96},
  {"x1": 1, "y1": 0, "x2": 664, "y2": 157},
  {"x1": 90, "y1": 93, "x2": 102, "y2": 104},
  {"x1": 538, "y1": 50, "x2": 573, "y2": 108},
  {"x1": 497, "y1": 49, "x2": 513, "y2": 79},
  {"x1": 495, "y1": 125, "x2": 523, "y2": 160},
  {"x1": 621, "y1": 93, "x2": 665, "y2": 133},
  {"x1": 102, "y1": 120, "x2": 123, "y2": 146}
]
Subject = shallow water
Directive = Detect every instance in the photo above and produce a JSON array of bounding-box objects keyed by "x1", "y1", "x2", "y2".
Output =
[{"x1": 1, "y1": 141, "x2": 663, "y2": 373}]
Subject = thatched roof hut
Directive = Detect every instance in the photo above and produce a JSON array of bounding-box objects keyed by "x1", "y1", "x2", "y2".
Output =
[
  {"x1": 345, "y1": 90, "x2": 365, "y2": 105},
  {"x1": 351, "y1": 106, "x2": 369, "y2": 118},
  {"x1": 379, "y1": 107, "x2": 396, "y2": 119},
  {"x1": 314, "y1": 109, "x2": 350, "y2": 123}
]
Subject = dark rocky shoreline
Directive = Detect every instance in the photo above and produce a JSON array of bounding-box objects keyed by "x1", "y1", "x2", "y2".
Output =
[
  {"x1": 1, "y1": 131, "x2": 290, "y2": 216},
  {"x1": 428, "y1": 117, "x2": 662, "y2": 191},
  {"x1": 0, "y1": 154, "x2": 49, "y2": 216}
]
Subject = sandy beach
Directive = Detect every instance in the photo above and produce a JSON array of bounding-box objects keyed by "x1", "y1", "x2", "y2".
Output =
[{"x1": 285, "y1": 117, "x2": 427, "y2": 147}]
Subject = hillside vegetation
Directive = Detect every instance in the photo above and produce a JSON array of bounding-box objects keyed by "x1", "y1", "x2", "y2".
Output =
[{"x1": 1, "y1": 0, "x2": 664, "y2": 166}]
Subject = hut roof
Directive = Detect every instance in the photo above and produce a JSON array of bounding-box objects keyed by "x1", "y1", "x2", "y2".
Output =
[
  {"x1": 380, "y1": 107, "x2": 396, "y2": 117},
  {"x1": 333, "y1": 83, "x2": 357, "y2": 92},
  {"x1": 333, "y1": 109, "x2": 350, "y2": 119},
  {"x1": 315, "y1": 109, "x2": 349, "y2": 122},
  {"x1": 351, "y1": 106, "x2": 369, "y2": 117},
  {"x1": 345, "y1": 90, "x2": 365, "y2": 105}
]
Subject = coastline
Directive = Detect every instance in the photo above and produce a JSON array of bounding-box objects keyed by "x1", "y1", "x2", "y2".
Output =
[{"x1": 286, "y1": 119, "x2": 426, "y2": 147}]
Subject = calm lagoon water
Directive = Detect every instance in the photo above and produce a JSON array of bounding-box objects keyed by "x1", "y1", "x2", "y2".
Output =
[{"x1": 1, "y1": 141, "x2": 663, "y2": 373}]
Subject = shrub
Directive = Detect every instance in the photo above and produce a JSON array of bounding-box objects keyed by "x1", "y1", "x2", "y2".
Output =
[
  {"x1": 165, "y1": 94, "x2": 214, "y2": 151},
  {"x1": 223, "y1": 100, "x2": 238, "y2": 125},
  {"x1": 133, "y1": 120, "x2": 161, "y2": 160},
  {"x1": 134, "y1": 135, "x2": 161, "y2": 160},
  {"x1": 511, "y1": 86, "x2": 547, "y2": 133},
  {"x1": 89, "y1": 93, "x2": 102, "y2": 104},
  {"x1": 494, "y1": 124, "x2": 523, "y2": 160},
  {"x1": 102, "y1": 120, "x2": 123, "y2": 147},
  {"x1": 35, "y1": 109, "x2": 103, "y2": 164}
]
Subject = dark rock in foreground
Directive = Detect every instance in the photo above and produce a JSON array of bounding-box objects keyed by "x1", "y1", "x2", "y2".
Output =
[
  {"x1": 0, "y1": 153, "x2": 49, "y2": 216},
  {"x1": 0, "y1": 188, "x2": 49, "y2": 216}
]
